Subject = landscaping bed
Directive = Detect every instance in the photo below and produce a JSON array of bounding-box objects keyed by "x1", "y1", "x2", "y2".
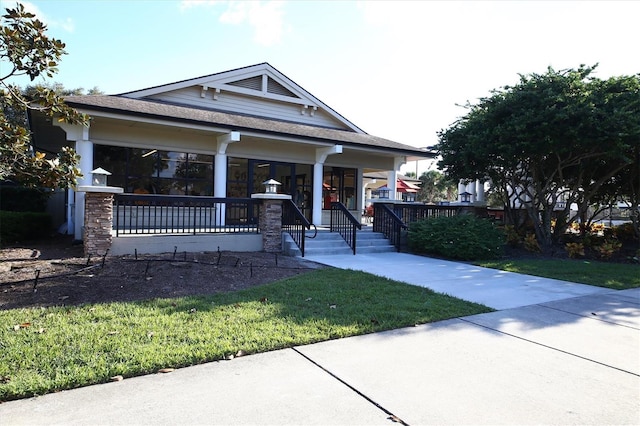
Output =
[{"x1": 0, "y1": 235, "x2": 322, "y2": 310}]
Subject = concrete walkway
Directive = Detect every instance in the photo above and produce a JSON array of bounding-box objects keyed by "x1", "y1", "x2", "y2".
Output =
[
  {"x1": 304, "y1": 252, "x2": 612, "y2": 309},
  {"x1": 2, "y1": 254, "x2": 639, "y2": 425}
]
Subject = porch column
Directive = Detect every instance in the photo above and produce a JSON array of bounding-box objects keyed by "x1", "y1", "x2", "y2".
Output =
[
  {"x1": 356, "y1": 168, "x2": 364, "y2": 216},
  {"x1": 467, "y1": 181, "x2": 477, "y2": 203},
  {"x1": 475, "y1": 179, "x2": 485, "y2": 203},
  {"x1": 312, "y1": 145, "x2": 342, "y2": 225},
  {"x1": 458, "y1": 180, "x2": 466, "y2": 203},
  {"x1": 312, "y1": 163, "x2": 323, "y2": 225},
  {"x1": 386, "y1": 156, "x2": 405, "y2": 201},
  {"x1": 57, "y1": 123, "x2": 92, "y2": 241},
  {"x1": 215, "y1": 132, "x2": 240, "y2": 226}
]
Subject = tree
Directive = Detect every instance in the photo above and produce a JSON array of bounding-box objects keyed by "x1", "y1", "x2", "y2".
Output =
[
  {"x1": 436, "y1": 65, "x2": 640, "y2": 252},
  {"x1": 1, "y1": 3, "x2": 89, "y2": 189},
  {"x1": 417, "y1": 170, "x2": 457, "y2": 203}
]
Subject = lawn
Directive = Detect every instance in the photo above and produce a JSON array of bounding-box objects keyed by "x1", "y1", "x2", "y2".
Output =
[
  {"x1": 0, "y1": 268, "x2": 492, "y2": 401},
  {"x1": 476, "y1": 259, "x2": 640, "y2": 290}
]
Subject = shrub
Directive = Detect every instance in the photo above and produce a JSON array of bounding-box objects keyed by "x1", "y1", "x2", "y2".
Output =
[
  {"x1": 0, "y1": 211, "x2": 52, "y2": 246},
  {"x1": 613, "y1": 222, "x2": 639, "y2": 242},
  {"x1": 502, "y1": 225, "x2": 521, "y2": 247},
  {"x1": 408, "y1": 214, "x2": 505, "y2": 260},
  {"x1": 594, "y1": 240, "x2": 622, "y2": 259},
  {"x1": 565, "y1": 242, "x2": 585, "y2": 258},
  {"x1": 523, "y1": 233, "x2": 541, "y2": 253},
  {"x1": 0, "y1": 186, "x2": 50, "y2": 212}
]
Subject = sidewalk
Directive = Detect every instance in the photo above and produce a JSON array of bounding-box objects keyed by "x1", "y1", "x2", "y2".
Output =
[
  {"x1": 304, "y1": 252, "x2": 612, "y2": 309},
  {"x1": 1, "y1": 254, "x2": 639, "y2": 425}
]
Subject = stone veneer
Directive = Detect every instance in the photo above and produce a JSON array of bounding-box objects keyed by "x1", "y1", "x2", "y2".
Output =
[
  {"x1": 251, "y1": 193, "x2": 291, "y2": 253},
  {"x1": 83, "y1": 192, "x2": 115, "y2": 257},
  {"x1": 259, "y1": 199, "x2": 284, "y2": 252}
]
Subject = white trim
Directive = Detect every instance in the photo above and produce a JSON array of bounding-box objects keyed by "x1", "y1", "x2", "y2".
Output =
[{"x1": 119, "y1": 63, "x2": 365, "y2": 134}]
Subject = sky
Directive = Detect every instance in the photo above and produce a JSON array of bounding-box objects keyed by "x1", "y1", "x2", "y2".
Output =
[{"x1": 2, "y1": 0, "x2": 639, "y2": 174}]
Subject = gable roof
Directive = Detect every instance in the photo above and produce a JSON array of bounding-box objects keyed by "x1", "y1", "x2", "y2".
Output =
[
  {"x1": 63, "y1": 63, "x2": 436, "y2": 159},
  {"x1": 119, "y1": 63, "x2": 365, "y2": 134},
  {"x1": 65, "y1": 95, "x2": 433, "y2": 157}
]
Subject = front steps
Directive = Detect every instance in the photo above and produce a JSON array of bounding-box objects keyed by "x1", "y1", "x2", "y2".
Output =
[{"x1": 283, "y1": 227, "x2": 396, "y2": 257}]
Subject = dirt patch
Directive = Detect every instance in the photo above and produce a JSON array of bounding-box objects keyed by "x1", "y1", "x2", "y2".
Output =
[{"x1": 0, "y1": 235, "x2": 324, "y2": 310}]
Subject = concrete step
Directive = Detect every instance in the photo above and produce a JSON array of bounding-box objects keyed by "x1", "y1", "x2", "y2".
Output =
[{"x1": 285, "y1": 229, "x2": 396, "y2": 257}]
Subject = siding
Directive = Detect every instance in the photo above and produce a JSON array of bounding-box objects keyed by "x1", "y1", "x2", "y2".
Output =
[{"x1": 147, "y1": 87, "x2": 350, "y2": 130}]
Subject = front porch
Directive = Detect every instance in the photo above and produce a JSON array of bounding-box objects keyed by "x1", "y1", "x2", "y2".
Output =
[{"x1": 97, "y1": 194, "x2": 487, "y2": 257}]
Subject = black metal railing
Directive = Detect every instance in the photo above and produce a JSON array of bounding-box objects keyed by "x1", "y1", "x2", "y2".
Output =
[
  {"x1": 391, "y1": 203, "x2": 460, "y2": 223},
  {"x1": 114, "y1": 194, "x2": 261, "y2": 236},
  {"x1": 372, "y1": 203, "x2": 408, "y2": 251},
  {"x1": 330, "y1": 202, "x2": 362, "y2": 255},
  {"x1": 282, "y1": 199, "x2": 315, "y2": 257}
]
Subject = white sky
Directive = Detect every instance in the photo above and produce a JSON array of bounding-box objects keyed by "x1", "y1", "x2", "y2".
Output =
[{"x1": 2, "y1": 0, "x2": 639, "y2": 174}]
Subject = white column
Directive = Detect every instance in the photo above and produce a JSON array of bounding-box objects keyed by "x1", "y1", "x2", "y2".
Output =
[
  {"x1": 386, "y1": 156, "x2": 405, "y2": 201},
  {"x1": 214, "y1": 154, "x2": 227, "y2": 197},
  {"x1": 467, "y1": 181, "x2": 477, "y2": 203},
  {"x1": 458, "y1": 180, "x2": 466, "y2": 203},
  {"x1": 215, "y1": 132, "x2": 240, "y2": 226},
  {"x1": 312, "y1": 162, "x2": 323, "y2": 225},
  {"x1": 387, "y1": 170, "x2": 398, "y2": 200},
  {"x1": 475, "y1": 179, "x2": 485, "y2": 203},
  {"x1": 312, "y1": 145, "x2": 343, "y2": 225},
  {"x1": 74, "y1": 138, "x2": 93, "y2": 240},
  {"x1": 56, "y1": 123, "x2": 91, "y2": 240},
  {"x1": 356, "y1": 168, "x2": 363, "y2": 214}
]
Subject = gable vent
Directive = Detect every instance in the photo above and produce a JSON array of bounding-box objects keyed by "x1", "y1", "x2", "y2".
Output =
[
  {"x1": 228, "y1": 76, "x2": 262, "y2": 91},
  {"x1": 267, "y1": 78, "x2": 297, "y2": 98}
]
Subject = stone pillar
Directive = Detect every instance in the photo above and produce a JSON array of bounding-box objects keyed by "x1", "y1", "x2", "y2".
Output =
[
  {"x1": 78, "y1": 185, "x2": 124, "y2": 257},
  {"x1": 251, "y1": 193, "x2": 292, "y2": 253},
  {"x1": 261, "y1": 199, "x2": 283, "y2": 253},
  {"x1": 83, "y1": 192, "x2": 114, "y2": 256}
]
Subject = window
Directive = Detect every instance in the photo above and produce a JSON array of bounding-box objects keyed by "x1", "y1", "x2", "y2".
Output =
[{"x1": 94, "y1": 146, "x2": 214, "y2": 195}]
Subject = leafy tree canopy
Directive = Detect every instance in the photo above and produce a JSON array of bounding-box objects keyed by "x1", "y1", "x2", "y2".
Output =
[
  {"x1": 1, "y1": 2, "x2": 89, "y2": 189},
  {"x1": 417, "y1": 169, "x2": 457, "y2": 203},
  {"x1": 436, "y1": 65, "x2": 640, "y2": 249}
]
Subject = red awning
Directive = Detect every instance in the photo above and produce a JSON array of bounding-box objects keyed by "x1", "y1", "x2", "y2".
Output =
[
  {"x1": 376, "y1": 180, "x2": 418, "y2": 193},
  {"x1": 395, "y1": 179, "x2": 418, "y2": 193}
]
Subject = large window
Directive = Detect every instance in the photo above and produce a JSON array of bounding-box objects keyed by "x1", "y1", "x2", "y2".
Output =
[
  {"x1": 94, "y1": 146, "x2": 214, "y2": 195},
  {"x1": 323, "y1": 167, "x2": 357, "y2": 210}
]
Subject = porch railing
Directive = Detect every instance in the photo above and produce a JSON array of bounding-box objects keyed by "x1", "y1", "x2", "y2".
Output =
[
  {"x1": 372, "y1": 203, "x2": 408, "y2": 251},
  {"x1": 282, "y1": 199, "x2": 315, "y2": 257},
  {"x1": 330, "y1": 202, "x2": 362, "y2": 255},
  {"x1": 391, "y1": 203, "x2": 460, "y2": 223},
  {"x1": 113, "y1": 194, "x2": 261, "y2": 236}
]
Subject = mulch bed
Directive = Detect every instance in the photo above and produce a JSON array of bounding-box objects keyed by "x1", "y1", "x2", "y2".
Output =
[{"x1": 0, "y1": 235, "x2": 324, "y2": 310}]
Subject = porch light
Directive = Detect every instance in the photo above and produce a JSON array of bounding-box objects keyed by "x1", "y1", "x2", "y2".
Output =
[
  {"x1": 91, "y1": 167, "x2": 112, "y2": 186},
  {"x1": 460, "y1": 191, "x2": 472, "y2": 203},
  {"x1": 263, "y1": 178, "x2": 281, "y2": 194}
]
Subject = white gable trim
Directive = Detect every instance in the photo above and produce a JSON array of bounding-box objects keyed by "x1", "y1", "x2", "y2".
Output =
[{"x1": 119, "y1": 63, "x2": 365, "y2": 134}]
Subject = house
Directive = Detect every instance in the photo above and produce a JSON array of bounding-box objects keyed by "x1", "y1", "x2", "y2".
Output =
[{"x1": 29, "y1": 63, "x2": 434, "y2": 243}]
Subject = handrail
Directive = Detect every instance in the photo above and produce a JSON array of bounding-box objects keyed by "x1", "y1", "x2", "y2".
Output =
[
  {"x1": 113, "y1": 194, "x2": 260, "y2": 236},
  {"x1": 282, "y1": 199, "x2": 312, "y2": 257},
  {"x1": 372, "y1": 203, "x2": 408, "y2": 252},
  {"x1": 330, "y1": 202, "x2": 362, "y2": 255}
]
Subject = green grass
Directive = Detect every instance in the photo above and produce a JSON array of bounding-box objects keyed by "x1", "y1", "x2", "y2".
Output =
[
  {"x1": 0, "y1": 268, "x2": 491, "y2": 401},
  {"x1": 476, "y1": 259, "x2": 640, "y2": 289}
]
